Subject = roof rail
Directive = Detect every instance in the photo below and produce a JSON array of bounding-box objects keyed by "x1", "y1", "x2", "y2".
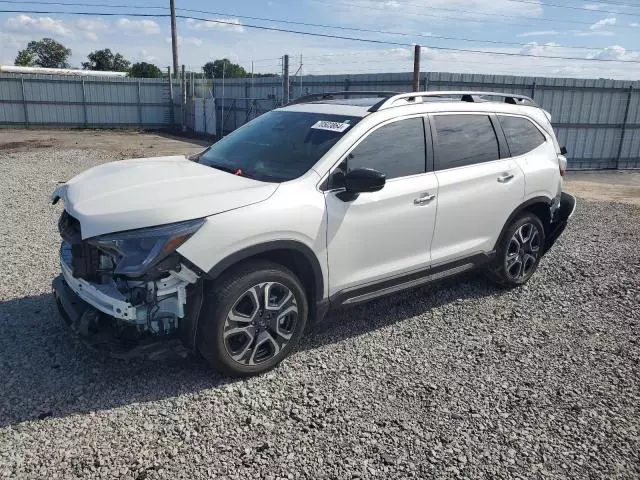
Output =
[
  {"x1": 368, "y1": 91, "x2": 539, "y2": 112},
  {"x1": 286, "y1": 91, "x2": 400, "y2": 106}
]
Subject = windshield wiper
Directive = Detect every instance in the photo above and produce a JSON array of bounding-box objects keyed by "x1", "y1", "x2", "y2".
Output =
[{"x1": 206, "y1": 163, "x2": 240, "y2": 175}]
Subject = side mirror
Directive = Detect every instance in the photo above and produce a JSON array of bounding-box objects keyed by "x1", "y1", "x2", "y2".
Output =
[
  {"x1": 560, "y1": 146, "x2": 567, "y2": 155},
  {"x1": 344, "y1": 168, "x2": 386, "y2": 193}
]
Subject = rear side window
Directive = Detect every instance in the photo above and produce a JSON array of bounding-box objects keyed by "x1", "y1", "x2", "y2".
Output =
[
  {"x1": 346, "y1": 117, "x2": 426, "y2": 179},
  {"x1": 498, "y1": 115, "x2": 546, "y2": 157},
  {"x1": 433, "y1": 115, "x2": 500, "y2": 170}
]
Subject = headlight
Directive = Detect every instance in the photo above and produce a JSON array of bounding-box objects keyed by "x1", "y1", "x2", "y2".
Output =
[{"x1": 88, "y1": 218, "x2": 204, "y2": 277}]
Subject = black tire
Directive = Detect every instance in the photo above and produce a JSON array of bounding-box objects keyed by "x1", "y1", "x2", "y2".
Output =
[
  {"x1": 487, "y1": 212, "x2": 546, "y2": 288},
  {"x1": 197, "y1": 260, "x2": 308, "y2": 377}
]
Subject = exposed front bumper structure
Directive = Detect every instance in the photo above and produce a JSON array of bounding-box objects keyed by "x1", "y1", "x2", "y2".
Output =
[{"x1": 52, "y1": 242, "x2": 202, "y2": 359}]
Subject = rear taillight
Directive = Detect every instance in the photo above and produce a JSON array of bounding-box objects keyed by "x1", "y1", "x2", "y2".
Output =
[{"x1": 558, "y1": 154, "x2": 567, "y2": 177}]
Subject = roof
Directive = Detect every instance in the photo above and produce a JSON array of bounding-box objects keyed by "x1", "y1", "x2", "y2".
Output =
[
  {"x1": 279, "y1": 102, "x2": 372, "y2": 117},
  {"x1": 276, "y1": 91, "x2": 554, "y2": 130}
]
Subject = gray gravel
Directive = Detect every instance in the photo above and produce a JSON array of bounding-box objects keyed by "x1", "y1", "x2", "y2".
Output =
[{"x1": 1, "y1": 143, "x2": 639, "y2": 479}]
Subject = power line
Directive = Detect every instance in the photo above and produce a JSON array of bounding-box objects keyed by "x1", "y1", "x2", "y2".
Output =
[
  {"x1": 3, "y1": 1, "x2": 638, "y2": 53},
  {"x1": 173, "y1": 7, "x2": 637, "y2": 53},
  {"x1": 503, "y1": 0, "x2": 640, "y2": 16},
  {"x1": 2, "y1": 9, "x2": 640, "y2": 63},
  {"x1": 310, "y1": 0, "x2": 639, "y2": 29}
]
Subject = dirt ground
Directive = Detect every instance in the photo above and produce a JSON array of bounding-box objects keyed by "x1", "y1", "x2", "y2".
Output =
[{"x1": 1, "y1": 128, "x2": 638, "y2": 204}]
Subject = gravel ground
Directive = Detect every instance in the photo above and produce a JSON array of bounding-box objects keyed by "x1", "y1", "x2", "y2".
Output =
[{"x1": 1, "y1": 136, "x2": 639, "y2": 479}]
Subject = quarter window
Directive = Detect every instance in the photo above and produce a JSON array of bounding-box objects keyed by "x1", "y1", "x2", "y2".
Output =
[
  {"x1": 343, "y1": 117, "x2": 426, "y2": 180},
  {"x1": 433, "y1": 114, "x2": 500, "y2": 170},
  {"x1": 498, "y1": 115, "x2": 546, "y2": 157}
]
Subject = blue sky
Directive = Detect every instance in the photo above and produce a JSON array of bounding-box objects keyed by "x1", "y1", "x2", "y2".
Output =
[{"x1": 1, "y1": 0, "x2": 639, "y2": 79}]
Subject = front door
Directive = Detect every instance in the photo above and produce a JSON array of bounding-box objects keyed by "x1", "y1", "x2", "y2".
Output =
[{"x1": 324, "y1": 116, "x2": 438, "y2": 296}]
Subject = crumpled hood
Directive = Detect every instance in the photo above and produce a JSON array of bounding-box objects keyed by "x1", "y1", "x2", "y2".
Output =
[{"x1": 52, "y1": 155, "x2": 278, "y2": 239}]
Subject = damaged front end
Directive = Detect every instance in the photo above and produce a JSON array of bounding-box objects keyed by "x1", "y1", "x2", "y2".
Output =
[{"x1": 52, "y1": 210, "x2": 204, "y2": 359}]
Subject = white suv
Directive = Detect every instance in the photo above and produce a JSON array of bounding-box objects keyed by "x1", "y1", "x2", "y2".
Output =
[{"x1": 52, "y1": 91, "x2": 576, "y2": 376}]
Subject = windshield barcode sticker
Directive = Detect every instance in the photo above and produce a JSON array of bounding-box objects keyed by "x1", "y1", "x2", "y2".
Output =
[{"x1": 311, "y1": 120, "x2": 351, "y2": 133}]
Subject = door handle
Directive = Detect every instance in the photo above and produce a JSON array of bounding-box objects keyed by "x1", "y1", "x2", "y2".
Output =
[
  {"x1": 497, "y1": 173, "x2": 515, "y2": 183},
  {"x1": 414, "y1": 193, "x2": 436, "y2": 205}
]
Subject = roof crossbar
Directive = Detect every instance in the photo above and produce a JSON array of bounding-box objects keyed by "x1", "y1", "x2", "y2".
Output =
[
  {"x1": 368, "y1": 91, "x2": 538, "y2": 112},
  {"x1": 286, "y1": 91, "x2": 399, "y2": 106}
]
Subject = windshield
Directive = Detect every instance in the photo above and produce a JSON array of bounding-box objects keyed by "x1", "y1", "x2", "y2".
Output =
[{"x1": 195, "y1": 110, "x2": 362, "y2": 182}]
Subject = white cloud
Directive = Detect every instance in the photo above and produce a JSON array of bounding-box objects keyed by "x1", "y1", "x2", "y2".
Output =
[
  {"x1": 76, "y1": 18, "x2": 106, "y2": 31},
  {"x1": 518, "y1": 30, "x2": 559, "y2": 37},
  {"x1": 4, "y1": 14, "x2": 71, "y2": 36},
  {"x1": 630, "y1": 23, "x2": 639, "y2": 27},
  {"x1": 84, "y1": 31, "x2": 98, "y2": 42},
  {"x1": 593, "y1": 45, "x2": 626, "y2": 60},
  {"x1": 185, "y1": 18, "x2": 245, "y2": 33},
  {"x1": 165, "y1": 36, "x2": 204, "y2": 47},
  {"x1": 590, "y1": 17, "x2": 616, "y2": 30},
  {"x1": 116, "y1": 18, "x2": 161, "y2": 35},
  {"x1": 519, "y1": 42, "x2": 560, "y2": 56}
]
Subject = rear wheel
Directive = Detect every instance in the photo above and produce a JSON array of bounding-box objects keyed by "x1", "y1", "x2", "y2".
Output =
[
  {"x1": 197, "y1": 260, "x2": 308, "y2": 377},
  {"x1": 487, "y1": 213, "x2": 545, "y2": 287}
]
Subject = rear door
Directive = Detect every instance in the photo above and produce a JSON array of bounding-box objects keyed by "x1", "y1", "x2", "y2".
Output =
[
  {"x1": 497, "y1": 114, "x2": 560, "y2": 201},
  {"x1": 430, "y1": 113, "x2": 525, "y2": 264}
]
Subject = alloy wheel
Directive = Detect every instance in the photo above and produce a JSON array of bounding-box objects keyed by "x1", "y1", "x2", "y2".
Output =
[
  {"x1": 223, "y1": 282, "x2": 298, "y2": 366},
  {"x1": 505, "y1": 223, "x2": 541, "y2": 282}
]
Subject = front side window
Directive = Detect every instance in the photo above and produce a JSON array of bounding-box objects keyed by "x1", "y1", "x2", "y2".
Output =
[
  {"x1": 433, "y1": 114, "x2": 500, "y2": 170},
  {"x1": 498, "y1": 115, "x2": 546, "y2": 157},
  {"x1": 335, "y1": 117, "x2": 426, "y2": 184},
  {"x1": 195, "y1": 111, "x2": 361, "y2": 182}
]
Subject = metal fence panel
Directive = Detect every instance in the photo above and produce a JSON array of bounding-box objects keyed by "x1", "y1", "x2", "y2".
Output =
[{"x1": 0, "y1": 73, "x2": 172, "y2": 128}]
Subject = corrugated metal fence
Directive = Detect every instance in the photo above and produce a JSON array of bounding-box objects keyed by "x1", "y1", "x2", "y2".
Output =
[
  {"x1": 0, "y1": 73, "x2": 176, "y2": 127},
  {"x1": 1, "y1": 71, "x2": 638, "y2": 170}
]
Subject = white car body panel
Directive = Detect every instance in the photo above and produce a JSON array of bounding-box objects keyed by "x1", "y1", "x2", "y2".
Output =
[
  {"x1": 176, "y1": 172, "x2": 330, "y2": 297},
  {"x1": 431, "y1": 158, "x2": 525, "y2": 264},
  {"x1": 325, "y1": 172, "x2": 438, "y2": 295},
  {"x1": 52, "y1": 155, "x2": 278, "y2": 239}
]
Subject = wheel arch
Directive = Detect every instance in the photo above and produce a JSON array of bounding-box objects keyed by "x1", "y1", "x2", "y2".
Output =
[
  {"x1": 493, "y1": 196, "x2": 552, "y2": 251},
  {"x1": 206, "y1": 240, "x2": 325, "y2": 303}
]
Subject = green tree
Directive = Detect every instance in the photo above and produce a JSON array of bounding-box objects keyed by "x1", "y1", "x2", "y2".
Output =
[
  {"x1": 14, "y1": 50, "x2": 33, "y2": 66},
  {"x1": 128, "y1": 62, "x2": 163, "y2": 78},
  {"x1": 202, "y1": 59, "x2": 246, "y2": 79},
  {"x1": 15, "y1": 38, "x2": 71, "y2": 68},
  {"x1": 82, "y1": 49, "x2": 130, "y2": 71}
]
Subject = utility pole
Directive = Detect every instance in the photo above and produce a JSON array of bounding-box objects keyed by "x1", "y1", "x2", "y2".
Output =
[
  {"x1": 283, "y1": 54, "x2": 290, "y2": 105},
  {"x1": 170, "y1": 0, "x2": 179, "y2": 78},
  {"x1": 412, "y1": 45, "x2": 421, "y2": 92},
  {"x1": 181, "y1": 64, "x2": 186, "y2": 132}
]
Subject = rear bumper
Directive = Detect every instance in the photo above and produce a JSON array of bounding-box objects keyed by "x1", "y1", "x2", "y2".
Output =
[{"x1": 544, "y1": 191, "x2": 576, "y2": 253}]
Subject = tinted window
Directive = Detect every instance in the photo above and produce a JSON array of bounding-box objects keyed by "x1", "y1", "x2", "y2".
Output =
[
  {"x1": 346, "y1": 117, "x2": 426, "y2": 179},
  {"x1": 196, "y1": 111, "x2": 361, "y2": 182},
  {"x1": 499, "y1": 115, "x2": 546, "y2": 157},
  {"x1": 433, "y1": 115, "x2": 500, "y2": 170}
]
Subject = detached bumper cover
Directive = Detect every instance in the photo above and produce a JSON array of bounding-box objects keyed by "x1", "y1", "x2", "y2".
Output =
[{"x1": 544, "y1": 191, "x2": 576, "y2": 253}]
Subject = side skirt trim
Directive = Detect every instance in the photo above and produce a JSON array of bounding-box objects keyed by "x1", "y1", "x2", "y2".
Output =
[{"x1": 329, "y1": 252, "x2": 494, "y2": 308}]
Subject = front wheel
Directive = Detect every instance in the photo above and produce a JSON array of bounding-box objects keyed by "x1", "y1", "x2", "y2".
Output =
[
  {"x1": 197, "y1": 260, "x2": 308, "y2": 377},
  {"x1": 487, "y1": 213, "x2": 545, "y2": 287}
]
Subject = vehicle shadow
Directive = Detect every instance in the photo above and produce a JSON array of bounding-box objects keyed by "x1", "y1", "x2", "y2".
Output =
[{"x1": 0, "y1": 272, "x2": 498, "y2": 428}]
